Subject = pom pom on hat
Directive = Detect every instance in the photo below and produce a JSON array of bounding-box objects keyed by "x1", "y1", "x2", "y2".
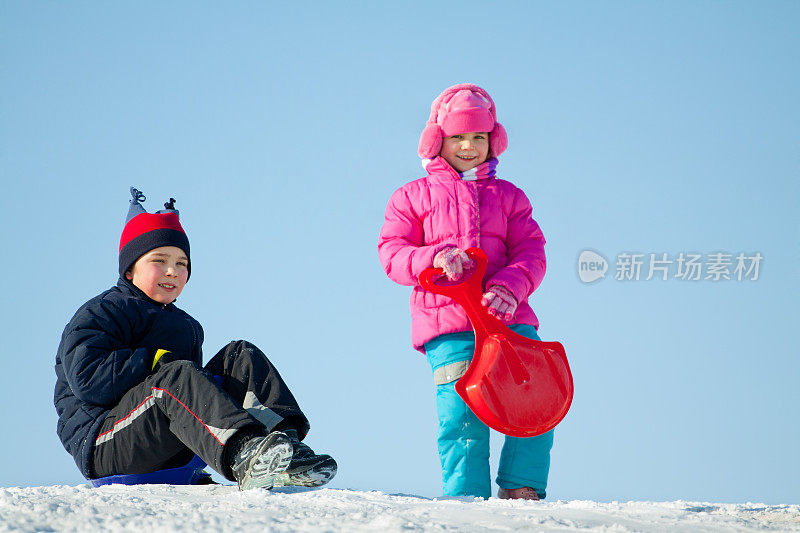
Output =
[
  {"x1": 418, "y1": 83, "x2": 508, "y2": 159},
  {"x1": 119, "y1": 187, "x2": 191, "y2": 279}
]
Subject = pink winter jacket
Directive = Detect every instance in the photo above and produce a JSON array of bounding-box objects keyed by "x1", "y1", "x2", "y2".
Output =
[{"x1": 378, "y1": 156, "x2": 547, "y2": 352}]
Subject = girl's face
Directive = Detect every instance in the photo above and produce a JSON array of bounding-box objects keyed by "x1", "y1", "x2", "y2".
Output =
[
  {"x1": 125, "y1": 246, "x2": 189, "y2": 304},
  {"x1": 439, "y1": 132, "x2": 490, "y2": 172}
]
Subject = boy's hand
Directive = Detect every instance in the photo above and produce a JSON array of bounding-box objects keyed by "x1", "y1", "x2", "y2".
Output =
[
  {"x1": 481, "y1": 285, "x2": 518, "y2": 321},
  {"x1": 433, "y1": 247, "x2": 473, "y2": 281},
  {"x1": 151, "y1": 349, "x2": 178, "y2": 372}
]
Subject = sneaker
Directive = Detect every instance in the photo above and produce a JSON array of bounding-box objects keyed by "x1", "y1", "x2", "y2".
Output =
[
  {"x1": 273, "y1": 429, "x2": 337, "y2": 488},
  {"x1": 497, "y1": 487, "x2": 542, "y2": 500},
  {"x1": 231, "y1": 431, "x2": 293, "y2": 491}
]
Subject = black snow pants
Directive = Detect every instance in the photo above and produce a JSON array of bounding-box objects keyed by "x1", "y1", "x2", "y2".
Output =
[{"x1": 91, "y1": 340, "x2": 310, "y2": 481}]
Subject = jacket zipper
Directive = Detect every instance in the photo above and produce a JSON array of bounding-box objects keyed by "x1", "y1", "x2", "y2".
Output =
[
  {"x1": 190, "y1": 320, "x2": 200, "y2": 363},
  {"x1": 475, "y1": 181, "x2": 481, "y2": 249},
  {"x1": 454, "y1": 181, "x2": 462, "y2": 238}
]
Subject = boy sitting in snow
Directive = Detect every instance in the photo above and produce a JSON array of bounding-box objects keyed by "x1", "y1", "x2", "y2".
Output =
[{"x1": 54, "y1": 187, "x2": 337, "y2": 490}]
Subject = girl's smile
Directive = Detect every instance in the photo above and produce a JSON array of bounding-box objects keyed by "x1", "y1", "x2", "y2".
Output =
[{"x1": 439, "y1": 132, "x2": 490, "y2": 172}]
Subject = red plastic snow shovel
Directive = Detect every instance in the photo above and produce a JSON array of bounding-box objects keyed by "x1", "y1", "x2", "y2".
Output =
[{"x1": 419, "y1": 248, "x2": 573, "y2": 437}]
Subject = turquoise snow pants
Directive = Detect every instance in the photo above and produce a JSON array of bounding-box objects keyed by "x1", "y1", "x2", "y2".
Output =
[{"x1": 425, "y1": 324, "x2": 554, "y2": 499}]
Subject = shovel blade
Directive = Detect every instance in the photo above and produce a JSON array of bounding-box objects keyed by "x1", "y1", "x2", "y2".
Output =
[{"x1": 455, "y1": 334, "x2": 573, "y2": 437}]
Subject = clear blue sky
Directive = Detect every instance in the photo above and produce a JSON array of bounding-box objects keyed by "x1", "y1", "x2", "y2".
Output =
[{"x1": 1, "y1": 1, "x2": 798, "y2": 503}]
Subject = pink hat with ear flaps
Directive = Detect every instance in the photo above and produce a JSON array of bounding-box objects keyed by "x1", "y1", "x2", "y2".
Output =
[{"x1": 418, "y1": 83, "x2": 508, "y2": 159}]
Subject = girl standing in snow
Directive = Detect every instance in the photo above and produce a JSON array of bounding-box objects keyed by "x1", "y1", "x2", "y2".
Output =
[{"x1": 378, "y1": 83, "x2": 553, "y2": 500}]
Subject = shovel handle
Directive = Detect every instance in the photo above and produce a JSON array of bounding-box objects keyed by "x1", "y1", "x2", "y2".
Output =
[
  {"x1": 419, "y1": 247, "x2": 487, "y2": 299},
  {"x1": 419, "y1": 247, "x2": 508, "y2": 337}
]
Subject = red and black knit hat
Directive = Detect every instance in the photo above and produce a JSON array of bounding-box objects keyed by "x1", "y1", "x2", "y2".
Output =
[{"x1": 119, "y1": 187, "x2": 191, "y2": 279}]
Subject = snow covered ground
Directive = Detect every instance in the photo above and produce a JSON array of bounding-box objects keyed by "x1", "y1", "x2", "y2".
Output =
[{"x1": 1, "y1": 485, "x2": 798, "y2": 532}]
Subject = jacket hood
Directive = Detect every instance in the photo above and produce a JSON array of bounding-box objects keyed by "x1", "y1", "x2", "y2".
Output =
[{"x1": 424, "y1": 156, "x2": 499, "y2": 184}]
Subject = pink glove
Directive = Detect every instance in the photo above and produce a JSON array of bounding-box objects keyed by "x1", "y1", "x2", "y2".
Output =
[
  {"x1": 481, "y1": 285, "x2": 518, "y2": 321},
  {"x1": 433, "y1": 247, "x2": 473, "y2": 281}
]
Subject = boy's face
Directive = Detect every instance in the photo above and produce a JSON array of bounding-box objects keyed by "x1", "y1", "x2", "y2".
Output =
[
  {"x1": 125, "y1": 246, "x2": 189, "y2": 305},
  {"x1": 439, "y1": 132, "x2": 490, "y2": 172}
]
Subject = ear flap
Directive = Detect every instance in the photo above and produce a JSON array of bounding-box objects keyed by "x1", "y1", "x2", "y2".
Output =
[
  {"x1": 489, "y1": 122, "x2": 508, "y2": 157},
  {"x1": 418, "y1": 123, "x2": 443, "y2": 158}
]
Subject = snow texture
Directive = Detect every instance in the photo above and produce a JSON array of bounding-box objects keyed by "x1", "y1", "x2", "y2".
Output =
[{"x1": 1, "y1": 485, "x2": 798, "y2": 532}]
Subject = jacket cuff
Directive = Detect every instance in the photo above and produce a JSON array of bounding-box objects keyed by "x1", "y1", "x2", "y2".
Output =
[
  {"x1": 414, "y1": 243, "x2": 454, "y2": 282},
  {"x1": 485, "y1": 271, "x2": 527, "y2": 303}
]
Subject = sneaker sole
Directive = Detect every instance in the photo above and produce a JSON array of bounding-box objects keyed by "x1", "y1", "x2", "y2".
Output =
[
  {"x1": 238, "y1": 434, "x2": 293, "y2": 491},
  {"x1": 273, "y1": 457, "x2": 338, "y2": 488}
]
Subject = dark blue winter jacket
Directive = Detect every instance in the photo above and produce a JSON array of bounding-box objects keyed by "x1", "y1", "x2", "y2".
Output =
[{"x1": 54, "y1": 278, "x2": 204, "y2": 478}]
